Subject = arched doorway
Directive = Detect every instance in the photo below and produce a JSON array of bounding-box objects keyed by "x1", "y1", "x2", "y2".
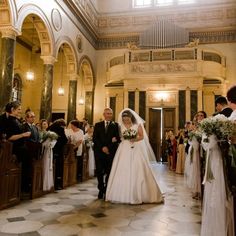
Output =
[{"x1": 78, "y1": 56, "x2": 95, "y2": 125}]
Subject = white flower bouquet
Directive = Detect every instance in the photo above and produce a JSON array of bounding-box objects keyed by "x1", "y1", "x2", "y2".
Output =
[
  {"x1": 188, "y1": 129, "x2": 202, "y2": 142},
  {"x1": 199, "y1": 114, "x2": 234, "y2": 141},
  {"x1": 122, "y1": 129, "x2": 137, "y2": 140},
  {"x1": 40, "y1": 131, "x2": 58, "y2": 143}
]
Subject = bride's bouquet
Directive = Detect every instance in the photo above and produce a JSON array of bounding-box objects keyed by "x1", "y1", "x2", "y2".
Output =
[{"x1": 122, "y1": 129, "x2": 137, "y2": 140}]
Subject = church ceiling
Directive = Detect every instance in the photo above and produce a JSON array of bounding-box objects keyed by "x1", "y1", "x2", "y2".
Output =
[{"x1": 63, "y1": 0, "x2": 236, "y2": 49}]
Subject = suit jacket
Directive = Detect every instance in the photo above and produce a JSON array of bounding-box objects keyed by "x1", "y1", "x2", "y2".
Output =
[
  {"x1": 93, "y1": 120, "x2": 120, "y2": 158},
  {"x1": 219, "y1": 107, "x2": 233, "y2": 118},
  {"x1": 23, "y1": 123, "x2": 40, "y2": 142}
]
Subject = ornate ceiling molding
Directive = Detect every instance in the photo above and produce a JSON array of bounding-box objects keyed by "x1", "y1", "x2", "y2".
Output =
[{"x1": 62, "y1": 0, "x2": 236, "y2": 49}]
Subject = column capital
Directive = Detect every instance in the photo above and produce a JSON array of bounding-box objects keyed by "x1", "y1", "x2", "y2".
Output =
[
  {"x1": 69, "y1": 74, "x2": 78, "y2": 81},
  {"x1": 40, "y1": 55, "x2": 56, "y2": 65},
  {"x1": 0, "y1": 26, "x2": 21, "y2": 40}
]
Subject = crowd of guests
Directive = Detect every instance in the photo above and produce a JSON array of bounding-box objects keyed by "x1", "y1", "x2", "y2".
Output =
[
  {"x1": 0, "y1": 103, "x2": 95, "y2": 195},
  {"x1": 163, "y1": 86, "x2": 236, "y2": 236}
]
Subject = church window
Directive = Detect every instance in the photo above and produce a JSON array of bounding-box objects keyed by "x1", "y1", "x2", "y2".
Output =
[
  {"x1": 133, "y1": 0, "x2": 152, "y2": 8},
  {"x1": 12, "y1": 74, "x2": 22, "y2": 102}
]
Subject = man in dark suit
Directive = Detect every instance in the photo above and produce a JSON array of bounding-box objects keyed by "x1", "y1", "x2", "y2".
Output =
[
  {"x1": 93, "y1": 108, "x2": 120, "y2": 199},
  {"x1": 215, "y1": 96, "x2": 233, "y2": 118},
  {"x1": 23, "y1": 110, "x2": 40, "y2": 142}
]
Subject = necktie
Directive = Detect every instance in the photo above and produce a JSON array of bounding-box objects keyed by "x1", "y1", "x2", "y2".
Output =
[{"x1": 105, "y1": 121, "x2": 109, "y2": 132}]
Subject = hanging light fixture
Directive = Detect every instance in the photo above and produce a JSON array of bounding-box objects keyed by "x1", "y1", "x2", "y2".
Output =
[
  {"x1": 78, "y1": 94, "x2": 84, "y2": 105},
  {"x1": 26, "y1": 16, "x2": 35, "y2": 81},
  {"x1": 58, "y1": 46, "x2": 65, "y2": 96}
]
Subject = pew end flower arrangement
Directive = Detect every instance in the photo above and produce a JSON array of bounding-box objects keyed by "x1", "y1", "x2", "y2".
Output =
[{"x1": 199, "y1": 114, "x2": 235, "y2": 195}]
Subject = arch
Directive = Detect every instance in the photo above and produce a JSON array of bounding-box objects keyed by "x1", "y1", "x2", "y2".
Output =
[
  {"x1": 16, "y1": 4, "x2": 54, "y2": 56},
  {"x1": 0, "y1": 0, "x2": 17, "y2": 27},
  {"x1": 78, "y1": 55, "x2": 96, "y2": 89},
  {"x1": 55, "y1": 36, "x2": 78, "y2": 75},
  {"x1": 78, "y1": 55, "x2": 96, "y2": 124}
]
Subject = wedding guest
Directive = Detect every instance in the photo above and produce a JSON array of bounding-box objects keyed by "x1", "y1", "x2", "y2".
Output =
[
  {"x1": 176, "y1": 129, "x2": 185, "y2": 174},
  {"x1": 227, "y1": 85, "x2": 236, "y2": 121},
  {"x1": 170, "y1": 132, "x2": 177, "y2": 171},
  {"x1": 84, "y1": 126, "x2": 95, "y2": 177},
  {"x1": 38, "y1": 119, "x2": 49, "y2": 141},
  {"x1": 23, "y1": 110, "x2": 40, "y2": 142},
  {"x1": 66, "y1": 120, "x2": 84, "y2": 181},
  {"x1": 196, "y1": 111, "x2": 207, "y2": 124},
  {"x1": 5, "y1": 101, "x2": 31, "y2": 192},
  {"x1": 215, "y1": 96, "x2": 233, "y2": 117},
  {"x1": 82, "y1": 117, "x2": 90, "y2": 134},
  {"x1": 93, "y1": 108, "x2": 120, "y2": 199},
  {"x1": 0, "y1": 102, "x2": 11, "y2": 139},
  {"x1": 106, "y1": 109, "x2": 163, "y2": 204},
  {"x1": 47, "y1": 119, "x2": 68, "y2": 190}
]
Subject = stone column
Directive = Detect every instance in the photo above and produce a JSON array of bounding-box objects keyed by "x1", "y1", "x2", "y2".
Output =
[
  {"x1": 135, "y1": 88, "x2": 139, "y2": 113},
  {"x1": 39, "y1": 56, "x2": 56, "y2": 121},
  {"x1": 186, "y1": 87, "x2": 191, "y2": 121},
  {"x1": 0, "y1": 27, "x2": 18, "y2": 112},
  {"x1": 67, "y1": 75, "x2": 77, "y2": 123},
  {"x1": 124, "y1": 89, "x2": 128, "y2": 108},
  {"x1": 197, "y1": 88, "x2": 203, "y2": 111}
]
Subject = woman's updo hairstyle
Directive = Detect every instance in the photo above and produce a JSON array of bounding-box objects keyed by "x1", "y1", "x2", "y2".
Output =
[{"x1": 121, "y1": 110, "x2": 136, "y2": 123}]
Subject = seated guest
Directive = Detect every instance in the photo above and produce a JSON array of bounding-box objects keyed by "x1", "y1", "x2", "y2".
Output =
[
  {"x1": 215, "y1": 96, "x2": 233, "y2": 118},
  {"x1": 47, "y1": 119, "x2": 68, "y2": 190}
]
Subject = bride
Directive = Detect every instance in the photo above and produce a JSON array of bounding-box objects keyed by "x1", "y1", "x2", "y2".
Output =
[{"x1": 105, "y1": 108, "x2": 163, "y2": 204}]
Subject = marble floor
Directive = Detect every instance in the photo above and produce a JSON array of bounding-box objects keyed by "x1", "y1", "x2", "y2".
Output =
[{"x1": 0, "y1": 164, "x2": 201, "y2": 236}]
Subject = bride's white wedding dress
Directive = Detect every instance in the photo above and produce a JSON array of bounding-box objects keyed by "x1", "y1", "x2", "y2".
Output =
[{"x1": 105, "y1": 123, "x2": 163, "y2": 204}]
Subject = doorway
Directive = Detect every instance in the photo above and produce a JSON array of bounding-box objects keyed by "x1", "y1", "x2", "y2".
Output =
[{"x1": 149, "y1": 108, "x2": 176, "y2": 162}]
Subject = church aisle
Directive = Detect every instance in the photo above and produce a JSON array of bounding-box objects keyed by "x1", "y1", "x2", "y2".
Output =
[{"x1": 0, "y1": 164, "x2": 201, "y2": 236}]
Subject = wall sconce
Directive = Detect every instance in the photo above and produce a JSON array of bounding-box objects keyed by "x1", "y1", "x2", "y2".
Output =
[
  {"x1": 58, "y1": 46, "x2": 65, "y2": 96},
  {"x1": 154, "y1": 92, "x2": 169, "y2": 103},
  {"x1": 26, "y1": 17, "x2": 35, "y2": 81}
]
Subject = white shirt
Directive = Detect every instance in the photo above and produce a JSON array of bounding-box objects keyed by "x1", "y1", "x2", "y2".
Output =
[
  {"x1": 229, "y1": 110, "x2": 236, "y2": 121},
  {"x1": 65, "y1": 128, "x2": 84, "y2": 156}
]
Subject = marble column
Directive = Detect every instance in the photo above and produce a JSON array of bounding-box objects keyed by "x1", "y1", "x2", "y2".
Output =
[
  {"x1": 40, "y1": 56, "x2": 56, "y2": 121},
  {"x1": 67, "y1": 78, "x2": 77, "y2": 123},
  {"x1": 186, "y1": 87, "x2": 191, "y2": 121},
  {"x1": 0, "y1": 28, "x2": 18, "y2": 113}
]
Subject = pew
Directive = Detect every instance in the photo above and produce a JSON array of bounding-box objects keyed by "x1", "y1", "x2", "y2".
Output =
[
  {"x1": 63, "y1": 143, "x2": 77, "y2": 188},
  {"x1": 0, "y1": 141, "x2": 21, "y2": 210},
  {"x1": 25, "y1": 141, "x2": 44, "y2": 199}
]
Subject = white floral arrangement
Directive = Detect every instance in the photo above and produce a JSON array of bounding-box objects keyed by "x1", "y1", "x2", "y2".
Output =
[
  {"x1": 188, "y1": 129, "x2": 202, "y2": 142},
  {"x1": 40, "y1": 131, "x2": 58, "y2": 142},
  {"x1": 122, "y1": 129, "x2": 137, "y2": 140},
  {"x1": 199, "y1": 114, "x2": 234, "y2": 141}
]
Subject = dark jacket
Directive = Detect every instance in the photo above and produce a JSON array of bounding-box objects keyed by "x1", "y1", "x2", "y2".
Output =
[{"x1": 93, "y1": 121, "x2": 120, "y2": 158}]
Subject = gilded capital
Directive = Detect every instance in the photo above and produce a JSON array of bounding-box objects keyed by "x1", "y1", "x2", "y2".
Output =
[
  {"x1": 40, "y1": 55, "x2": 56, "y2": 65},
  {"x1": 0, "y1": 26, "x2": 20, "y2": 40},
  {"x1": 69, "y1": 74, "x2": 78, "y2": 81}
]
